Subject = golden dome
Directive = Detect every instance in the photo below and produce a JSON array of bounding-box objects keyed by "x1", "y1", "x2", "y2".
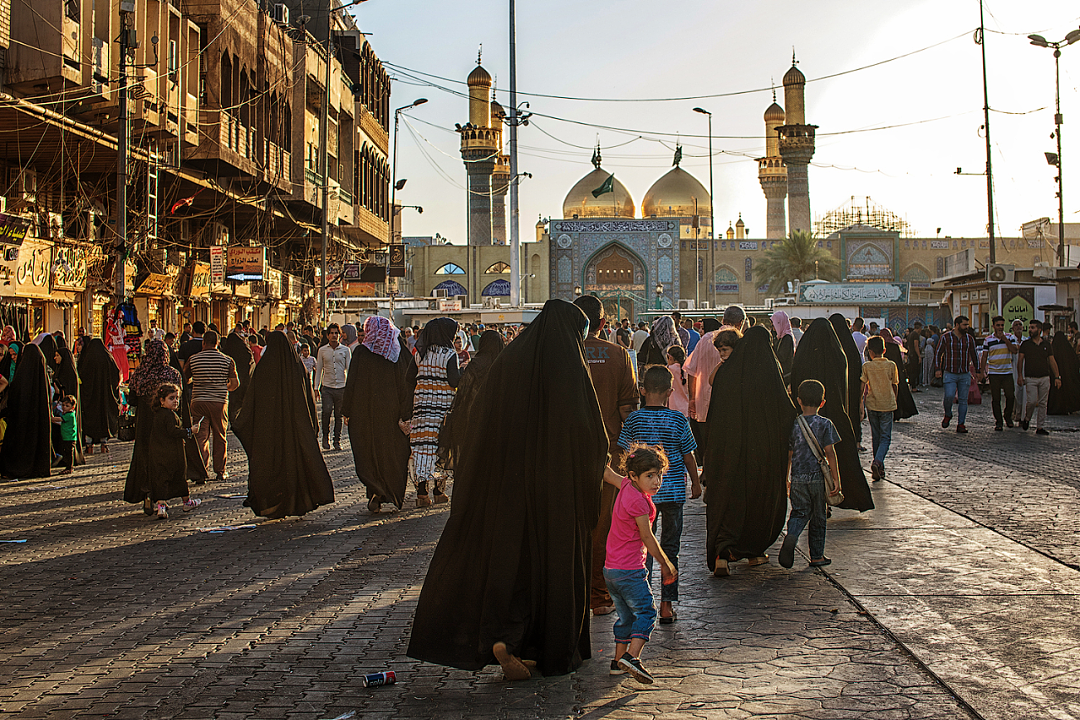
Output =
[
  {"x1": 468, "y1": 64, "x2": 492, "y2": 87},
  {"x1": 641, "y1": 166, "x2": 710, "y2": 218},
  {"x1": 562, "y1": 167, "x2": 635, "y2": 219},
  {"x1": 490, "y1": 99, "x2": 505, "y2": 121},
  {"x1": 764, "y1": 102, "x2": 785, "y2": 122},
  {"x1": 783, "y1": 64, "x2": 805, "y2": 86}
]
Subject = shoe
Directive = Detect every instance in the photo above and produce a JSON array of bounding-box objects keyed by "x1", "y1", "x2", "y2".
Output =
[
  {"x1": 415, "y1": 494, "x2": 432, "y2": 508},
  {"x1": 1036, "y1": 428, "x2": 1050, "y2": 436},
  {"x1": 214, "y1": 474, "x2": 225, "y2": 483},
  {"x1": 143, "y1": 498, "x2": 154, "y2": 516},
  {"x1": 592, "y1": 605, "x2": 615, "y2": 616},
  {"x1": 779, "y1": 533, "x2": 797, "y2": 569},
  {"x1": 1006, "y1": 420, "x2": 1014, "y2": 428},
  {"x1": 433, "y1": 492, "x2": 450, "y2": 504},
  {"x1": 870, "y1": 461, "x2": 883, "y2": 480},
  {"x1": 492, "y1": 642, "x2": 531, "y2": 681},
  {"x1": 1020, "y1": 420, "x2": 1030, "y2": 431},
  {"x1": 609, "y1": 660, "x2": 626, "y2": 676},
  {"x1": 857, "y1": 444, "x2": 867, "y2": 452},
  {"x1": 182, "y1": 498, "x2": 202, "y2": 512},
  {"x1": 941, "y1": 415, "x2": 951, "y2": 428},
  {"x1": 155, "y1": 502, "x2": 168, "y2": 520},
  {"x1": 368, "y1": 496, "x2": 381, "y2": 513},
  {"x1": 994, "y1": 423, "x2": 1003, "y2": 431},
  {"x1": 333, "y1": 442, "x2": 342, "y2": 451},
  {"x1": 618, "y1": 653, "x2": 654, "y2": 684},
  {"x1": 322, "y1": 440, "x2": 331, "y2": 450},
  {"x1": 712, "y1": 557, "x2": 729, "y2": 577},
  {"x1": 809, "y1": 557, "x2": 832, "y2": 567},
  {"x1": 956, "y1": 424, "x2": 968, "y2": 434},
  {"x1": 746, "y1": 555, "x2": 769, "y2": 567},
  {"x1": 57, "y1": 468, "x2": 73, "y2": 475},
  {"x1": 659, "y1": 611, "x2": 678, "y2": 625},
  {"x1": 101, "y1": 444, "x2": 109, "y2": 454}
]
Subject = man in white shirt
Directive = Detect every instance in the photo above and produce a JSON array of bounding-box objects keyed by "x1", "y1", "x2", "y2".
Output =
[
  {"x1": 632, "y1": 322, "x2": 649, "y2": 353},
  {"x1": 790, "y1": 316, "x2": 804, "y2": 348},
  {"x1": 315, "y1": 323, "x2": 352, "y2": 450},
  {"x1": 147, "y1": 318, "x2": 165, "y2": 342},
  {"x1": 850, "y1": 317, "x2": 869, "y2": 364}
]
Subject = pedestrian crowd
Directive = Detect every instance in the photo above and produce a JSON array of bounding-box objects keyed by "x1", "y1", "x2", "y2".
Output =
[{"x1": 3, "y1": 300, "x2": 1079, "y2": 687}]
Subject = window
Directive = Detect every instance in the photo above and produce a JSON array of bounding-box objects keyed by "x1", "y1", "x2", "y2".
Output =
[
  {"x1": 484, "y1": 262, "x2": 511, "y2": 274},
  {"x1": 435, "y1": 263, "x2": 465, "y2": 275}
]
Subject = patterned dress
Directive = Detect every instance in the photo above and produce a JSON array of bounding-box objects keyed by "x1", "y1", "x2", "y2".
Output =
[{"x1": 410, "y1": 346, "x2": 456, "y2": 493}]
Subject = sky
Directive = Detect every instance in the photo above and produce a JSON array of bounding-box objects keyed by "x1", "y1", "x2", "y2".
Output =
[{"x1": 352, "y1": 0, "x2": 1080, "y2": 245}]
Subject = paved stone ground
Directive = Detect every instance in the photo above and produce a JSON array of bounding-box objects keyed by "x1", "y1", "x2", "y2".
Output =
[{"x1": 1, "y1": 389, "x2": 1075, "y2": 719}]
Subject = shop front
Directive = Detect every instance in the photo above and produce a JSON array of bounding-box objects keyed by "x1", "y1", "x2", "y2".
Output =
[{"x1": 178, "y1": 261, "x2": 212, "y2": 329}]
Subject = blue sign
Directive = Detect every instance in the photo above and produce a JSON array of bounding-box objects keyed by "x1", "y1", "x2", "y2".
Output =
[
  {"x1": 433, "y1": 280, "x2": 466, "y2": 296},
  {"x1": 482, "y1": 279, "x2": 511, "y2": 297}
]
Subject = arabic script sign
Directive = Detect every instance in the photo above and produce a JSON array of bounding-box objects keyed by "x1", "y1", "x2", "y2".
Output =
[
  {"x1": 798, "y1": 282, "x2": 910, "y2": 304},
  {"x1": 552, "y1": 220, "x2": 677, "y2": 233}
]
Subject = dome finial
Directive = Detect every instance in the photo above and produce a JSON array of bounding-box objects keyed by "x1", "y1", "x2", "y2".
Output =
[
  {"x1": 477, "y1": 43, "x2": 482, "y2": 66},
  {"x1": 772, "y1": 78, "x2": 776, "y2": 103},
  {"x1": 792, "y1": 47, "x2": 797, "y2": 66},
  {"x1": 673, "y1": 143, "x2": 682, "y2": 168},
  {"x1": 591, "y1": 140, "x2": 602, "y2": 170}
]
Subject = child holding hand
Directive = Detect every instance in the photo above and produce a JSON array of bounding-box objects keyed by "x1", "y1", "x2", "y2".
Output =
[
  {"x1": 602, "y1": 444, "x2": 677, "y2": 685},
  {"x1": 51, "y1": 395, "x2": 78, "y2": 475},
  {"x1": 149, "y1": 383, "x2": 203, "y2": 520}
]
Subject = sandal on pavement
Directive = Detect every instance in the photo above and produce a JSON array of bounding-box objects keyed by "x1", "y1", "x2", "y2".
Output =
[
  {"x1": 659, "y1": 611, "x2": 678, "y2": 625},
  {"x1": 779, "y1": 534, "x2": 797, "y2": 569},
  {"x1": 712, "y1": 557, "x2": 729, "y2": 577},
  {"x1": 415, "y1": 494, "x2": 432, "y2": 508},
  {"x1": 492, "y1": 642, "x2": 531, "y2": 681},
  {"x1": 809, "y1": 557, "x2": 832, "y2": 567},
  {"x1": 746, "y1": 555, "x2": 768, "y2": 567},
  {"x1": 143, "y1": 498, "x2": 154, "y2": 516},
  {"x1": 368, "y1": 496, "x2": 381, "y2": 513}
]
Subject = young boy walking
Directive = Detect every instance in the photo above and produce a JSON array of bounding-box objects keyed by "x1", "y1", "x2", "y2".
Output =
[
  {"x1": 52, "y1": 395, "x2": 78, "y2": 475},
  {"x1": 861, "y1": 336, "x2": 899, "y2": 480},
  {"x1": 780, "y1": 380, "x2": 841, "y2": 569},
  {"x1": 617, "y1": 365, "x2": 699, "y2": 624}
]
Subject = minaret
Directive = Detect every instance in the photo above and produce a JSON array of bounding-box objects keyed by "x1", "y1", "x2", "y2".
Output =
[
  {"x1": 489, "y1": 90, "x2": 510, "y2": 245},
  {"x1": 777, "y1": 54, "x2": 817, "y2": 235},
  {"x1": 459, "y1": 54, "x2": 497, "y2": 247},
  {"x1": 758, "y1": 85, "x2": 789, "y2": 239}
]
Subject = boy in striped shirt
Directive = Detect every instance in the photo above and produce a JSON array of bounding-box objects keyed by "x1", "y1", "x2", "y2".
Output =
[{"x1": 617, "y1": 365, "x2": 699, "y2": 625}]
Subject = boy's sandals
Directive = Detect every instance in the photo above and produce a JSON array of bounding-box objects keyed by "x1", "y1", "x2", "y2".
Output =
[
  {"x1": 746, "y1": 555, "x2": 768, "y2": 567},
  {"x1": 492, "y1": 642, "x2": 531, "y2": 681},
  {"x1": 712, "y1": 558, "x2": 729, "y2": 577}
]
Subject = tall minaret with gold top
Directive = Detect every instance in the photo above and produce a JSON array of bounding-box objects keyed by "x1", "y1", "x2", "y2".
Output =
[
  {"x1": 758, "y1": 85, "x2": 788, "y2": 239},
  {"x1": 777, "y1": 54, "x2": 817, "y2": 235},
  {"x1": 459, "y1": 54, "x2": 497, "y2": 246}
]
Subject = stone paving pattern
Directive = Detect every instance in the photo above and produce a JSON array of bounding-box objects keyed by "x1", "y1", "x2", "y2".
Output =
[{"x1": 0, "y1": 386, "x2": 1075, "y2": 719}]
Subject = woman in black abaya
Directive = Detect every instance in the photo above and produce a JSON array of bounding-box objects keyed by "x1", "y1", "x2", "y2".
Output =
[
  {"x1": 342, "y1": 316, "x2": 417, "y2": 512},
  {"x1": 829, "y1": 314, "x2": 869, "y2": 445},
  {"x1": 234, "y1": 331, "x2": 334, "y2": 519},
  {"x1": 1048, "y1": 331, "x2": 1080, "y2": 414},
  {"x1": 790, "y1": 318, "x2": 874, "y2": 512},
  {"x1": 53, "y1": 336, "x2": 85, "y2": 465},
  {"x1": 221, "y1": 331, "x2": 254, "y2": 423},
  {"x1": 438, "y1": 329, "x2": 505, "y2": 472},
  {"x1": 408, "y1": 299, "x2": 608, "y2": 679},
  {"x1": 0, "y1": 344, "x2": 54, "y2": 478},
  {"x1": 772, "y1": 311, "x2": 795, "y2": 384},
  {"x1": 881, "y1": 328, "x2": 918, "y2": 421},
  {"x1": 124, "y1": 340, "x2": 184, "y2": 512},
  {"x1": 637, "y1": 315, "x2": 681, "y2": 368},
  {"x1": 705, "y1": 326, "x2": 796, "y2": 574},
  {"x1": 77, "y1": 338, "x2": 121, "y2": 453}
]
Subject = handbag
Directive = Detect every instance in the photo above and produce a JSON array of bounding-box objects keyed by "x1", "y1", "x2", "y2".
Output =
[{"x1": 796, "y1": 415, "x2": 845, "y2": 506}]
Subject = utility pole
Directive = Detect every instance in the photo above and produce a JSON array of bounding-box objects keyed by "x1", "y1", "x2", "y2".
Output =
[
  {"x1": 114, "y1": 2, "x2": 136, "y2": 301},
  {"x1": 508, "y1": 0, "x2": 520, "y2": 307},
  {"x1": 978, "y1": 0, "x2": 996, "y2": 263},
  {"x1": 319, "y1": 21, "x2": 332, "y2": 323}
]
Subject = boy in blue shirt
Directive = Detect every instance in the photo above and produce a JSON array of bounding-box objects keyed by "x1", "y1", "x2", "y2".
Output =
[
  {"x1": 780, "y1": 380, "x2": 840, "y2": 569},
  {"x1": 617, "y1": 365, "x2": 699, "y2": 624}
]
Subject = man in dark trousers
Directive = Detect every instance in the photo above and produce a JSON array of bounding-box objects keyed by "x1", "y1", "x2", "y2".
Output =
[{"x1": 1018, "y1": 320, "x2": 1062, "y2": 435}]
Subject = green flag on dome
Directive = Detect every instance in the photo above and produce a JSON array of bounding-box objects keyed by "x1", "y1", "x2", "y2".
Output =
[{"x1": 591, "y1": 173, "x2": 615, "y2": 198}]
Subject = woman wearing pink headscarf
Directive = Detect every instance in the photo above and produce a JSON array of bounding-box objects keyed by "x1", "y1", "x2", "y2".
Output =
[
  {"x1": 0, "y1": 326, "x2": 16, "y2": 346},
  {"x1": 771, "y1": 310, "x2": 794, "y2": 383}
]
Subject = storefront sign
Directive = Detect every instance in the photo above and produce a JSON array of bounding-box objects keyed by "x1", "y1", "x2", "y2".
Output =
[
  {"x1": 798, "y1": 282, "x2": 910, "y2": 304},
  {"x1": 0, "y1": 213, "x2": 32, "y2": 246},
  {"x1": 266, "y1": 268, "x2": 283, "y2": 298},
  {"x1": 52, "y1": 245, "x2": 89, "y2": 292},
  {"x1": 210, "y1": 246, "x2": 225, "y2": 283},
  {"x1": 135, "y1": 273, "x2": 174, "y2": 296},
  {"x1": 285, "y1": 275, "x2": 305, "y2": 304},
  {"x1": 387, "y1": 244, "x2": 406, "y2": 278},
  {"x1": 14, "y1": 239, "x2": 52, "y2": 298},
  {"x1": 344, "y1": 282, "x2": 378, "y2": 297},
  {"x1": 187, "y1": 262, "x2": 211, "y2": 298},
  {"x1": 226, "y1": 246, "x2": 266, "y2": 281},
  {"x1": 1001, "y1": 287, "x2": 1036, "y2": 327},
  {"x1": 342, "y1": 262, "x2": 360, "y2": 280},
  {"x1": 438, "y1": 298, "x2": 462, "y2": 312}
]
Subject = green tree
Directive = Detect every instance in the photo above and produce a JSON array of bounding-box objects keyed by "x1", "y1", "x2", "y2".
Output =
[{"x1": 754, "y1": 231, "x2": 839, "y2": 293}]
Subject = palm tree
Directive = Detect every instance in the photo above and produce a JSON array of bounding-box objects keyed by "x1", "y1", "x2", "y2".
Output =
[{"x1": 754, "y1": 231, "x2": 839, "y2": 293}]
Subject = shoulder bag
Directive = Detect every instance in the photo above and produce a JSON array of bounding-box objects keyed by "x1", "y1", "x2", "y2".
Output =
[{"x1": 795, "y1": 415, "x2": 844, "y2": 506}]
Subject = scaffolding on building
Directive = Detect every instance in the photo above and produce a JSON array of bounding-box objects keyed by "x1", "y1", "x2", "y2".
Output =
[{"x1": 814, "y1": 196, "x2": 917, "y2": 238}]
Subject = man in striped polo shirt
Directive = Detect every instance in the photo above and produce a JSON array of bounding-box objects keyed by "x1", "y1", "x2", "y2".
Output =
[
  {"x1": 187, "y1": 330, "x2": 240, "y2": 481},
  {"x1": 980, "y1": 316, "x2": 1019, "y2": 431}
]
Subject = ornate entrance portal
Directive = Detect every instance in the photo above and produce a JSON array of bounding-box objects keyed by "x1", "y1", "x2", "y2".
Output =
[{"x1": 584, "y1": 244, "x2": 646, "y2": 322}]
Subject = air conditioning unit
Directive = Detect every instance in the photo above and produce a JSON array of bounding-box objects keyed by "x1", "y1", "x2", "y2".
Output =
[
  {"x1": 985, "y1": 264, "x2": 1015, "y2": 283},
  {"x1": 7, "y1": 167, "x2": 37, "y2": 203},
  {"x1": 433, "y1": 288, "x2": 449, "y2": 298},
  {"x1": 91, "y1": 38, "x2": 110, "y2": 98},
  {"x1": 271, "y1": 3, "x2": 289, "y2": 25},
  {"x1": 483, "y1": 296, "x2": 500, "y2": 309},
  {"x1": 698, "y1": 301, "x2": 709, "y2": 309},
  {"x1": 677, "y1": 299, "x2": 695, "y2": 310}
]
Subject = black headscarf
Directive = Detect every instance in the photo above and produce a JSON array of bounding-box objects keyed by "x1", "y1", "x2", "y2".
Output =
[
  {"x1": 829, "y1": 314, "x2": 869, "y2": 430},
  {"x1": 234, "y1": 331, "x2": 334, "y2": 519},
  {"x1": 1049, "y1": 331, "x2": 1080, "y2": 414},
  {"x1": 77, "y1": 338, "x2": 120, "y2": 441},
  {"x1": 415, "y1": 317, "x2": 458, "y2": 361},
  {"x1": 342, "y1": 335, "x2": 418, "y2": 508},
  {"x1": 790, "y1": 318, "x2": 873, "y2": 511},
  {"x1": 408, "y1": 299, "x2": 608, "y2": 677},
  {"x1": 438, "y1": 330, "x2": 505, "y2": 470},
  {"x1": 37, "y1": 334, "x2": 60, "y2": 374},
  {"x1": 221, "y1": 331, "x2": 254, "y2": 422},
  {"x1": 704, "y1": 326, "x2": 796, "y2": 569},
  {"x1": 0, "y1": 344, "x2": 54, "y2": 478},
  {"x1": 702, "y1": 318, "x2": 721, "y2": 334}
]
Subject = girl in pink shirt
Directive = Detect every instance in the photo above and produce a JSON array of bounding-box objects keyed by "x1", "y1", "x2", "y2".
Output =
[
  {"x1": 665, "y1": 346, "x2": 689, "y2": 418},
  {"x1": 603, "y1": 444, "x2": 677, "y2": 684}
]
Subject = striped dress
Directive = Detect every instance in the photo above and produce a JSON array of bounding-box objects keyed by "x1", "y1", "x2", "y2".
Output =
[{"x1": 410, "y1": 346, "x2": 456, "y2": 489}]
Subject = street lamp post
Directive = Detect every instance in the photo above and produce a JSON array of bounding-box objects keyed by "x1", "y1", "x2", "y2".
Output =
[
  {"x1": 1029, "y1": 28, "x2": 1080, "y2": 266},
  {"x1": 693, "y1": 107, "x2": 714, "y2": 308},
  {"x1": 655, "y1": 283, "x2": 663, "y2": 310},
  {"x1": 387, "y1": 98, "x2": 428, "y2": 312}
]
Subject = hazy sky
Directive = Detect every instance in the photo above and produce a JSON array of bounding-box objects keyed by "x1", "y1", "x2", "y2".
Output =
[{"x1": 353, "y1": 0, "x2": 1079, "y2": 244}]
